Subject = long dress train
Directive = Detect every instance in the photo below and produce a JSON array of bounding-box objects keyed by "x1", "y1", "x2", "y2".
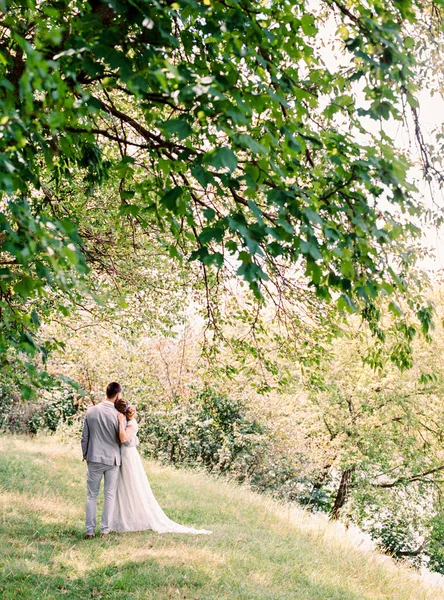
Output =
[{"x1": 110, "y1": 419, "x2": 212, "y2": 534}]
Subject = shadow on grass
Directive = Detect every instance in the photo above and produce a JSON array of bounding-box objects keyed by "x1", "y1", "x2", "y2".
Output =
[
  {"x1": 1, "y1": 558, "x2": 209, "y2": 600},
  {"x1": 1, "y1": 555, "x2": 371, "y2": 600}
]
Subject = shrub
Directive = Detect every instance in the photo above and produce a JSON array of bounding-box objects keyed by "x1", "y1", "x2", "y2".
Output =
[
  {"x1": 140, "y1": 388, "x2": 267, "y2": 478},
  {"x1": 0, "y1": 385, "x2": 81, "y2": 434},
  {"x1": 426, "y1": 514, "x2": 444, "y2": 574}
]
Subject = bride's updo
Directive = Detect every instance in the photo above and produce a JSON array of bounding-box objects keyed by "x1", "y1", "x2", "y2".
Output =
[
  {"x1": 115, "y1": 398, "x2": 136, "y2": 421},
  {"x1": 126, "y1": 405, "x2": 136, "y2": 420}
]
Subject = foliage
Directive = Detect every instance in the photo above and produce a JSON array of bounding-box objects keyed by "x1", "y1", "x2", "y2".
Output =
[
  {"x1": 427, "y1": 513, "x2": 444, "y2": 575},
  {"x1": 0, "y1": 0, "x2": 442, "y2": 384},
  {"x1": 0, "y1": 377, "x2": 83, "y2": 434},
  {"x1": 298, "y1": 285, "x2": 444, "y2": 569},
  {"x1": 0, "y1": 200, "x2": 87, "y2": 382},
  {"x1": 353, "y1": 487, "x2": 431, "y2": 568},
  {"x1": 28, "y1": 391, "x2": 80, "y2": 434},
  {"x1": 141, "y1": 388, "x2": 266, "y2": 476}
]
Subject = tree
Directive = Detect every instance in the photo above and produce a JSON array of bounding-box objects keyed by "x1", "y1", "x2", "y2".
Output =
[
  {"x1": 305, "y1": 313, "x2": 444, "y2": 513},
  {"x1": 0, "y1": 0, "x2": 442, "y2": 382}
]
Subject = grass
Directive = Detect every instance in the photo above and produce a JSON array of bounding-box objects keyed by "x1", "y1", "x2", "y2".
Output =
[{"x1": 0, "y1": 435, "x2": 442, "y2": 600}]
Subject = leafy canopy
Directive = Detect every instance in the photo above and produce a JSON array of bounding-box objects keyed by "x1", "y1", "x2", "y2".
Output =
[{"x1": 0, "y1": 0, "x2": 441, "y2": 366}]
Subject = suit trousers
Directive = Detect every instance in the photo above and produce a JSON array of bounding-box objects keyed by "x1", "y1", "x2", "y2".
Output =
[{"x1": 86, "y1": 462, "x2": 120, "y2": 534}]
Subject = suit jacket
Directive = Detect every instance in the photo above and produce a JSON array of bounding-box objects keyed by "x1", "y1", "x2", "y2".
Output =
[{"x1": 81, "y1": 401, "x2": 121, "y2": 466}]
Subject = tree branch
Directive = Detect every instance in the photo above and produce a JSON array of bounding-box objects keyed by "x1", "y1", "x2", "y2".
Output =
[{"x1": 371, "y1": 464, "x2": 444, "y2": 488}]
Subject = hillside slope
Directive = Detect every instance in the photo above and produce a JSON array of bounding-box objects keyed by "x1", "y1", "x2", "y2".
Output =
[{"x1": 0, "y1": 435, "x2": 442, "y2": 600}]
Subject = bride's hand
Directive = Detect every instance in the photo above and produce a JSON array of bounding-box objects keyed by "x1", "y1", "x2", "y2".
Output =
[{"x1": 117, "y1": 412, "x2": 126, "y2": 424}]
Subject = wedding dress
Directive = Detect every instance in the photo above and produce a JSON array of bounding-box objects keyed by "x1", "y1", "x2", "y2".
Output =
[{"x1": 110, "y1": 419, "x2": 212, "y2": 534}]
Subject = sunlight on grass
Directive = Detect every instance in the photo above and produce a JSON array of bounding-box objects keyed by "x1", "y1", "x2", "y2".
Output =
[
  {"x1": 1, "y1": 491, "x2": 82, "y2": 522},
  {"x1": 0, "y1": 434, "x2": 443, "y2": 600}
]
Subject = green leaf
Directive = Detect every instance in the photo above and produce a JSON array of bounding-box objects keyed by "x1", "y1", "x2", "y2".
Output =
[
  {"x1": 337, "y1": 294, "x2": 357, "y2": 313},
  {"x1": 389, "y1": 301, "x2": 404, "y2": 316},
  {"x1": 119, "y1": 204, "x2": 140, "y2": 216},
  {"x1": 192, "y1": 164, "x2": 216, "y2": 188},
  {"x1": 159, "y1": 119, "x2": 192, "y2": 140},
  {"x1": 206, "y1": 147, "x2": 238, "y2": 173},
  {"x1": 168, "y1": 245, "x2": 183, "y2": 260},
  {"x1": 14, "y1": 276, "x2": 36, "y2": 297},
  {"x1": 303, "y1": 209, "x2": 323, "y2": 225},
  {"x1": 203, "y1": 251, "x2": 224, "y2": 268},
  {"x1": 300, "y1": 239, "x2": 322, "y2": 261},
  {"x1": 20, "y1": 384, "x2": 34, "y2": 400},
  {"x1": 30, "y1": 309, "x2": 40, "y2": 326},
  {"x1": 120, "y1": 190, "x2": 135, "y2": 200},
  {"x1": 300, "y1": 14, "x2": 318, "y2": 36},
  {"x1": 160, "y1": 187, "x2": 184, "y2": 212},
  {"x1": 237, "y1": 134, "x2": 268, "y2": 155},
  {"x1": 237, "y1": 260, "x2": 269, "y2": 283},
  {"x1": 199, "y1": 225, "x2": 225, "y2": 244}
]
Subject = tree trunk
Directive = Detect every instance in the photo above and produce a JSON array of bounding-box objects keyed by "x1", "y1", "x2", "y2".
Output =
[
  {"x1": 170, "y1": 443, "x2": 176, "y2": 464},
  {"x1": 330, "y1": 467, "x2": 354, "y2": 520}
]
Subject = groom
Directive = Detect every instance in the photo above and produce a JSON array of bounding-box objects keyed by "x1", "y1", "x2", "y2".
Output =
[{"x1": 81, "y1": 382, "x2": 122, "y2": 539}]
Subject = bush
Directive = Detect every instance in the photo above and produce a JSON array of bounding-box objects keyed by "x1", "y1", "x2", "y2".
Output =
[
  {"x1": 0, "y1": 385, "x2": 81, "y2": 434},
  {"x1": 140, "y1": 388, "x2": 267, "y2": 479},
  {"x1": 0, "y1": 387, "x2": 34, "y2": 434},
  {"x1": 137, "y1": 388, "x2": 320, "y2": 503},
  {"x1": 426, "y1": 514, "x2": 444, "y2": 574},
  {"x1": 29, "y1": 393, "x2": 80, "y2": 434}
]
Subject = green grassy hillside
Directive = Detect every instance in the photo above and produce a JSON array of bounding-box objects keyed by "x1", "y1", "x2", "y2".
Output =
[{"x1": 0, "y1": 435, "x2": 442, "y2": 600}]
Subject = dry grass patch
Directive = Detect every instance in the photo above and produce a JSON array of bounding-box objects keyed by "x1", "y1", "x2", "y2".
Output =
[{"x1": 0, "y1": 490, "x2": 81, "y2": 522}]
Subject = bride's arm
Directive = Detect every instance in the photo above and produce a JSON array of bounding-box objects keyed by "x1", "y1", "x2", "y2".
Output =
[{"x1": 118, "y1": 412, "x2": 135, "y2": 443}]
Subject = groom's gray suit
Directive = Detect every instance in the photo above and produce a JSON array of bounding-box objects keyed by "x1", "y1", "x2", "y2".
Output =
[{"x1": 81, "y1": 401, "x2": 121, "y2": 535}]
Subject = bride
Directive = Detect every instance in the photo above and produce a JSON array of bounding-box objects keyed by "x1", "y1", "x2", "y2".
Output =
[{"x1": 110, "y1": 399, "x2": 212, "y2": 535}]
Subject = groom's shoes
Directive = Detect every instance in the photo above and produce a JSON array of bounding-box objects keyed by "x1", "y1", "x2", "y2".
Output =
[
  {"x1": 84, "y1": 534, "x2": 95, "y2": 539},
  {"x1": 100, "y1": 532, "x2": 110, "y2": 538}
]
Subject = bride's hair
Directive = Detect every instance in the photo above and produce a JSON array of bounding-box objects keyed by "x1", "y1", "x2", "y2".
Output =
[
  {"x1": 126, "y1": 405, "x2": 136, "y2": 420},
  {"x1": 115, "y1": 397, "x2": 136, "y2": 421},
  {"x1": 114, "y1": 397, "x2": 128, "y2": 414}
]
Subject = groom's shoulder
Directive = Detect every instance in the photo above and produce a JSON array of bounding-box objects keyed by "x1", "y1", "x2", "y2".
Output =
[
  {"x1": 84, "y1": 404, "x2": 97, "y2": 417},
  {"x1": 85, "y1": 403, "x2": 104, "y2": 415},
  {"x1": 96, "y1": 401, "x2": 118, "y2": 415},
  {"x1": 84, "y1": 402, "x2": 117, "y2": 421}
]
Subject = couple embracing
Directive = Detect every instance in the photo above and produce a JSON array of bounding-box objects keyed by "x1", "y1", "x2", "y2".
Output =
[{"x1": 81, "y1": 382, "x2": 211, "y2": 538}]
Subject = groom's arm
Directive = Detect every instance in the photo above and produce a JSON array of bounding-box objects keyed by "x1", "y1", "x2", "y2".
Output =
[{"x1": 81, "y1": 415, "x2": 89, "y2": 461}]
